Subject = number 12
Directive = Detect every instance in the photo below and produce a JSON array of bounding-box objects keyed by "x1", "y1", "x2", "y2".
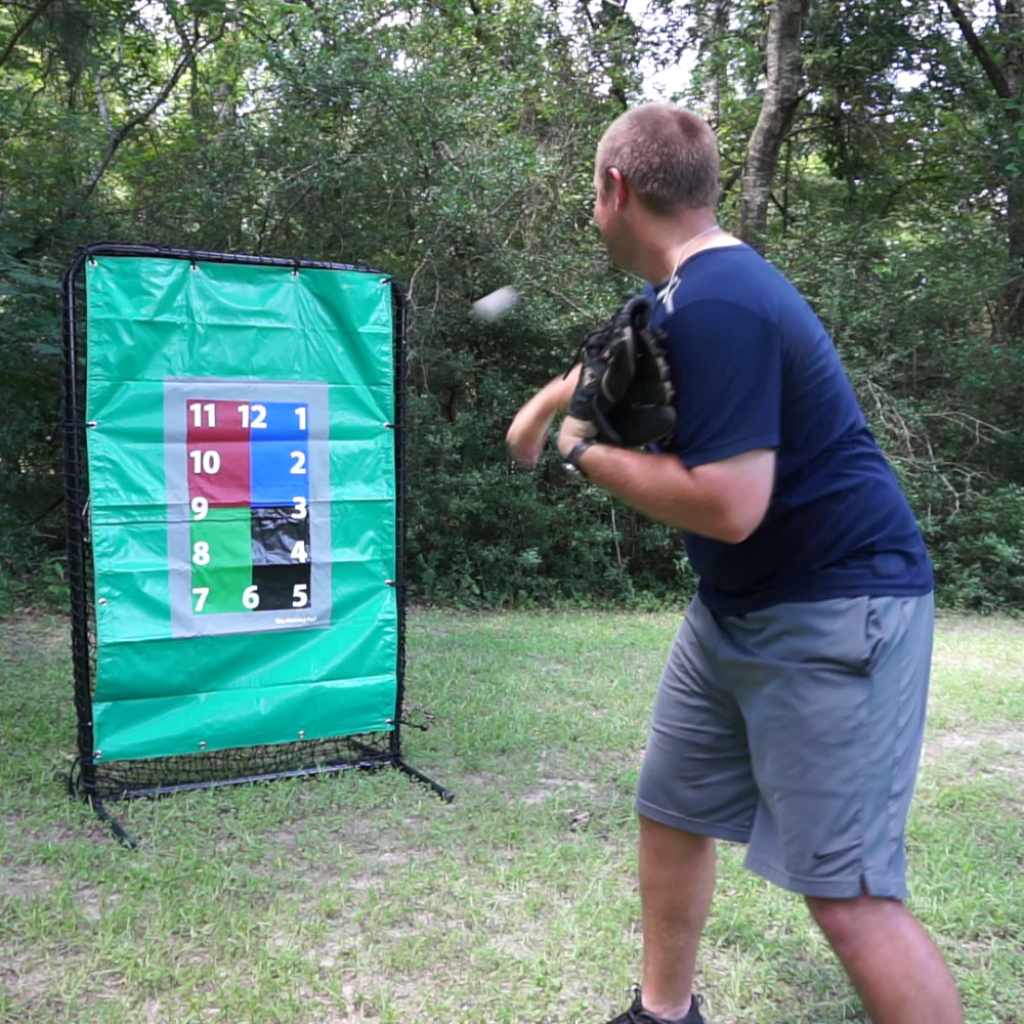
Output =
[{"x1": 238, "y1": 404, "x2": 267, "y2": 429}]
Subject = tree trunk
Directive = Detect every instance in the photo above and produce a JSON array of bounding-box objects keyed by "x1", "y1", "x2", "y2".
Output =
[
  {"x1": 739, "y1": 0, "x2": 807, "y2": 251},
  {"x1": 945, "y1": 0, "x2": 1024, "y2": 335},
  {"x1": 1003, "y1": 24, "x2": 1024, "y2": 334}
]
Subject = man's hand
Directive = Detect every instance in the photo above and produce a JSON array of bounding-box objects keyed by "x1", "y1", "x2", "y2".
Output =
[
  {"x1": 557, "y1": 415, "x2": 597, "y2": 458},
  {"x1": 506, "y1": 405, "x2": 554, "y2": 466},
  {"x1": 506, "y1": 367, "x2": 581, "y2": 465}
]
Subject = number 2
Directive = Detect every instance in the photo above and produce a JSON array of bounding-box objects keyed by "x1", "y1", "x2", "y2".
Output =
[{"x1": 290, "y1": 451, "x2": 306, "y2": 475}]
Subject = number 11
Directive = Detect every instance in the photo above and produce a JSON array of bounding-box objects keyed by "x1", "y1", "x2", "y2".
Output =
[{"x1": 189, "y1": 402, "x2": 216, "y2": 428}]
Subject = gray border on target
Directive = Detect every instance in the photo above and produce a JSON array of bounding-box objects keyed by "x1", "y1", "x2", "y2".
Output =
[{"x1": 164, "y1": 379, "x2": 332, "y2": 639}]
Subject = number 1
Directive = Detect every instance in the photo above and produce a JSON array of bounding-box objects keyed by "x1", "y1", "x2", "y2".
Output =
[{"x1": 295, "y1": 406, "x2": 307, "y2": 431}]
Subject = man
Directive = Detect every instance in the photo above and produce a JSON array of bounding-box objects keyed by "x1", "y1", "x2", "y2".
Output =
[{"x1": 505, "y1": 104, "x2": 962, "y2": 1024}]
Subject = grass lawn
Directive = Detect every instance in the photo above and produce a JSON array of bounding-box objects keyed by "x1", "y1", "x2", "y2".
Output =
[{"x1": 1, "y1": 610, "x2": 1022, "y2": 1024}]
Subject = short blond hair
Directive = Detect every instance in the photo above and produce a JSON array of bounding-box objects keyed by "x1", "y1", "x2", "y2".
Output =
[{"x1": 596, "y1": 104, "x2": 719, "y2": 215}]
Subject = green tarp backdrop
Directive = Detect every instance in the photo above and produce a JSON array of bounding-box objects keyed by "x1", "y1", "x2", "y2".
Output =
[{"x1": 84, "y1": 255, "x2": 399, "y2": 764}]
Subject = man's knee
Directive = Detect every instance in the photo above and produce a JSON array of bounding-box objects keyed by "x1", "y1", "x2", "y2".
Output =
[{"x1": 805, "y1": 894, "x2": 902, "y2": 955}]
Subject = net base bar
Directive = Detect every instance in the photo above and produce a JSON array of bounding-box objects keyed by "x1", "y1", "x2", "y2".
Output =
[{"x1": 69, "y1": 744, "x2": 453, "y2": 848}]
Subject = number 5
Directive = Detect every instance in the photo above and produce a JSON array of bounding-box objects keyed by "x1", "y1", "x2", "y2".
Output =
[{"x1": 292, "y1": 584, "x2": 309, "y2": 608}]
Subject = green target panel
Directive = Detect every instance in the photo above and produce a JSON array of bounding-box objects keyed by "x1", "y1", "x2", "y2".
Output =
[{"x1": 83, "y1": 254, "x2": 399, "y2": 764}]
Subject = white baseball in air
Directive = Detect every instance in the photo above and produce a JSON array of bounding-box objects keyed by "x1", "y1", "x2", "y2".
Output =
[{"x1": 471, "y1": 286, "x2": 520, "y2": 321}]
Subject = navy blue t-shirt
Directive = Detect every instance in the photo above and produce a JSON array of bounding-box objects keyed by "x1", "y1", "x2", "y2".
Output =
[{"x1": 646, "y1": 244, "x2": 933, "y2": 614}]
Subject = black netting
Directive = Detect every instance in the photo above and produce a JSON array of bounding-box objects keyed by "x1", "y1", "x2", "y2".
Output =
[
  {"x1": 60, "y1": 244, "x2": 441, "y2": 819},
  {"x1": 84, "y1": 735, "x2": 395, "y2": 801}
]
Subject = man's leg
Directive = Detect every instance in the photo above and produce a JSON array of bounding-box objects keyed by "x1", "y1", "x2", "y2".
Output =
[
  {"x1": 806, "y1": 895, "x2": 963, "y2": 1024},
  {"x1": 632, "y1": 598, "x2": 756, "y2": 1022},
  {"x1": 638, "y1": 816, "x2": 717, "y2": 1020}
]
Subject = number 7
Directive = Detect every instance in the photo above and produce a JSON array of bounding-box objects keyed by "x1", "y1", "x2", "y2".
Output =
[{"x1": 192, "y1": 587, "x2": 209, "y2": 612}]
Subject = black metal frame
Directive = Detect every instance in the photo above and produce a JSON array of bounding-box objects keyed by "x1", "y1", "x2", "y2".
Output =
[{"x1": 61, "y1": 242, "x2": 452, "y2": 846}]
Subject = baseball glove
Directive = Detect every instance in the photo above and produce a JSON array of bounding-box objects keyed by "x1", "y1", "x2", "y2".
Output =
[{"x1": 565, "y1": 296, "x2": 676, "y2": 449}]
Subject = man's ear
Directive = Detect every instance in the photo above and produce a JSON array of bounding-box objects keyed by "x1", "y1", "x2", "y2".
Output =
[{"x1": 607, "y1": 167, "x2": 628, "y2": 211}]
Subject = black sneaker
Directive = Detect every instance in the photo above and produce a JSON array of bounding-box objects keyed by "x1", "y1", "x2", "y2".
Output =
[{"x1": 605, "y1": 986, "x2": 705, "y2": 1024}]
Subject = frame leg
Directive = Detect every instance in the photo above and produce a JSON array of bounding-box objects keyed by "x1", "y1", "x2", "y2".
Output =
[{"x1": 396, "y1": 759, "x2": 455, "y2": 803}]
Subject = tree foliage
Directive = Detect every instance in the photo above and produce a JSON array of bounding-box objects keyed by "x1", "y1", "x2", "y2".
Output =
[{"x1": 1, "y1": 0, "x2": 1022, "y2": 611}]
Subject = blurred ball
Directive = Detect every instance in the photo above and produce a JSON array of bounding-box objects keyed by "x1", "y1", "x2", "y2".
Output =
[{"x1": 472, "y1": 286, "x2": 520, "y2": 321}]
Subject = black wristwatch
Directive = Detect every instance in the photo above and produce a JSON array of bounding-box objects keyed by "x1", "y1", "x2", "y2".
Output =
[{"x1": 563, "y1": 439, "x2": 597, "y2": 479}]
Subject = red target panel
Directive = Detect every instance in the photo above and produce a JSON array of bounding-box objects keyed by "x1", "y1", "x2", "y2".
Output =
[{"x1": 186, "y1": 400, "x2": 250, "y2": 508}]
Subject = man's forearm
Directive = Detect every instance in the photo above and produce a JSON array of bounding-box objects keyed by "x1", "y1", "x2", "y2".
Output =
[
  {"x1": 530, "y1": 365, "x2": 580, "y2": 417},
  {"x1": 573, "y1": 443, "x2": 767, "y2": 543}
]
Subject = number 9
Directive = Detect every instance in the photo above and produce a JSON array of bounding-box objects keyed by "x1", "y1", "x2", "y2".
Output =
[{"x1": 191, "y1": 496, "x2": 209, "y2": 521}]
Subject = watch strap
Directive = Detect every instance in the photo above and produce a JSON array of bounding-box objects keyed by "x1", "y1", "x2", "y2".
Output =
[{"x1": 563, "y1": 438, "x2": 597, "y2": 478}]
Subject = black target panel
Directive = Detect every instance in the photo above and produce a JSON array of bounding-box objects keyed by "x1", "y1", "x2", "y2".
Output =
[{"x1": 251, "y1": 506, "x2": 312, "y2": 612}]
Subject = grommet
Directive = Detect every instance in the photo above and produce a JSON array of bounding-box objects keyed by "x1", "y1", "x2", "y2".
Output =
[
  {"x1": 86, "y1": 421, "x2": 98, "y2": 429},
  {"x1": 298, "y1": 730, "x2": 305, "y2": 740},
  {"x1": 98, "y1": 597, "x2": 108, "y2": 606},
  {"x1": 385, "y1": 718, "x2": 393, "y2": 726},
  {"x1": 199, "y1": 740, "x2": 207, "y2": 750},
  {"x1": 383, "y1": 422, "x2": 394, "y2": 430},
  {"x1": 385, "y1": 579, "x2": 395, "y2": 587},
  {"x1": 94, "y1": 750, "x2": 102, "y2": 759},
  {"x1": 380, "y1": 277, "x2": 389, "y2": 285},
  {"x1": 88, "y1": 257, "x2": 97, "y2": 266}
]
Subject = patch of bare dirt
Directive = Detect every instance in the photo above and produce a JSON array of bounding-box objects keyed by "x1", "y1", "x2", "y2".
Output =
[{"x1": 1, "y1": 863, "x2": 61, "y2": 899}]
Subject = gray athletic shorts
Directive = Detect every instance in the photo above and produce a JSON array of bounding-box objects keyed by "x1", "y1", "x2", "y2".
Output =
[{"x1": 636, "y1": 592, "x2": 935, "y2": 899}]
